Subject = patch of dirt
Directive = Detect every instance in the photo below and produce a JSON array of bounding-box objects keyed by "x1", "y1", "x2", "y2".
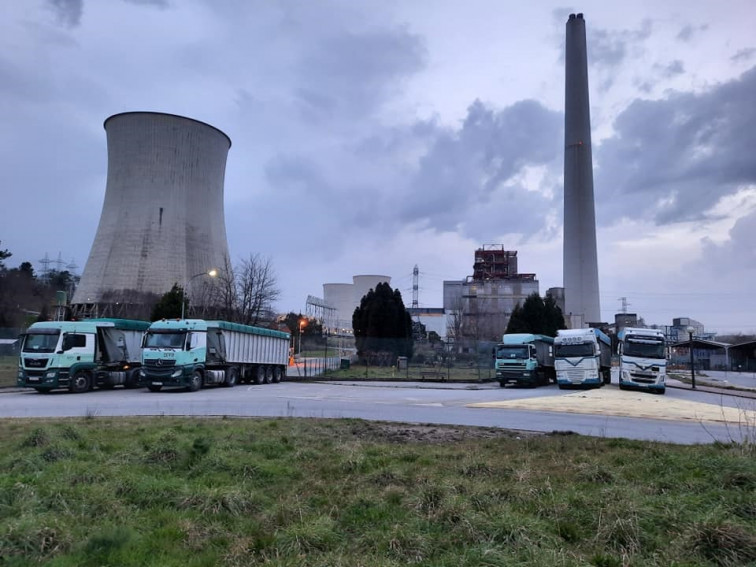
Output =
[{"x1": 347, "y1": 420, "x2": 544, "y2": 444}]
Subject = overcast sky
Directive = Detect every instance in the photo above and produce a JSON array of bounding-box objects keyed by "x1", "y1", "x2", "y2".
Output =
[{"x1": 2, "y1": 0, "x2": 755, "y2": 334}]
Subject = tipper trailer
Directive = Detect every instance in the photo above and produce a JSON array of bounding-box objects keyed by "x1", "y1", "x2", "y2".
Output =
[
  {"x1": 141, "y1": 319, "x2": 290, "y2": 392},
  {"x1": 495, "y1": 333, "x2": 555, "y2": 387},
  {"x1": 17, "y1": 318, "x2": 149, "y2": 393}
]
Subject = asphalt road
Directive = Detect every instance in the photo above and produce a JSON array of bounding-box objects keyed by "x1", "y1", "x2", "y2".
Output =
[{"x1": 1, "y1": 376, "x2": 753, "y2": 445}]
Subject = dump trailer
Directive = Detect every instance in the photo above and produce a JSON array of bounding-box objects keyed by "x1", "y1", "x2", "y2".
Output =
[
  {"x1": 495, "y1": 333, "x2": 555, "y2": 387},
  {"x1": 618, "y1": 327, "x2": 667, "y2": 394},
  {"x1": 17, "y1": 318, "x2": 149, "y2": 393},
  {"x1": 554, "y1": 327, "x2": 612, "y2": 388},
  {"x1": 140, "y1": 319, "x2": 291, "y2": 392}
]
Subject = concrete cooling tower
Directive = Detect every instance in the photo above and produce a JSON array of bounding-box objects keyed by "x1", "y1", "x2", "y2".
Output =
[
  {"x1": 563, "y1": 13, "x2": 601, "y2": 327},
  {"x1": 72, "y1": 112, "x2": 232, "y2": 318}
]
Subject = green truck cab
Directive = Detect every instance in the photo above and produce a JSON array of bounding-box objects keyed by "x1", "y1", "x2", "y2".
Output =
[
  {"x1": 495, "y1": 333, "x2": 555, "y2": 387},
  {"x1": 17, "y1": 318, "x2": 149, "y2": 393}
]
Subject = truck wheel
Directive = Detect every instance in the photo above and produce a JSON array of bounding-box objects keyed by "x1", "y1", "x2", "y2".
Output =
[
  {"x1": 603, "y1": 370, "x2": 611, "y2": 385},
  {"x1": 224, "y1": 367, "x2": 238, "y2": 387},
  {"x1": 255, "y1": 366, "x2": 265, "y2": 385},
  {"x1": 125, "y1": 369, "x2": 141, "y2": 389},
  {"x1": 272, "y1": 367, "x2": 282, "y2": 383},
  {"x1": 70, "y1": 371, "x2": 91, "y2": 394},
  {"x1": 264, "y1": 366, "x2": 272, "y2": 384},
  {"x1": 188, "y1": 371, "x2": 203, "y2": 392},
  {"x1": 147, "y1": 385, "x2": 162, "y2": 392}
]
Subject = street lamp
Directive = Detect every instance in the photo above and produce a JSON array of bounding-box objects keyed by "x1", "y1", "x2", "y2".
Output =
[
  {"x1": 298, "y1": 318, "x2": 306, "y2": 355},
  {"x1": 686, "y1": 325, "x2": 696, "y2": 390},
  {"x1": 181, "y1": 269, "x2": 218, "y2": 320}
]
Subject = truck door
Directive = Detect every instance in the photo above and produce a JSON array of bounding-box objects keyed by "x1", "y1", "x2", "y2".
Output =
[{"x1": 61, "y1": 332, "x2": 95, "y2": 364}]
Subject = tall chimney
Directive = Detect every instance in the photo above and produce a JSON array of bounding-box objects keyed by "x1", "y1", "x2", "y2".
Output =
[{"x1": 563, "y1": 13, "x2": 601, "y2": 326}]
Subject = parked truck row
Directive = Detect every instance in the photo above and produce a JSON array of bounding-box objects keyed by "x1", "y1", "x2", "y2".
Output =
[{"x1": 17, "y1": 318, "x2": 290, "y2": 394}]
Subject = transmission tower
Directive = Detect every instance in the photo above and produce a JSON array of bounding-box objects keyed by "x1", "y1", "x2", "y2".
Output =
[{"x1": 412, "y1": 264, "x2": 419, "y2": 316}]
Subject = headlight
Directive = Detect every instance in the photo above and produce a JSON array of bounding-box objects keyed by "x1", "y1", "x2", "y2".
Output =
[
  {"x1": 140, "y1": 369, "x2": 146, "y2": 377},
  {"x1": 172, "y1": 369, "x2": 182, "y2": 378},
  {"x1": 46, "y1": 371, "x2": 56, "y2": 378}
]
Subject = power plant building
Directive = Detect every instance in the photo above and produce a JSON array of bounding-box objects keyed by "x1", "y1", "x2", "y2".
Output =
[
  {"x1": 443, "y1": 246, "x2": 539, "y2": 344},
  {"x1": 72, "y1": 112, "x2": 232, "y2": 319},
  {"x1": 563, "y1": 13, "x2": 601, "y2": 327}
]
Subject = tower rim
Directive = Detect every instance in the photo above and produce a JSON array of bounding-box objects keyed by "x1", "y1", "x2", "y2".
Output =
[{"x1": 104, "y1": 111, "x2": 232, "y2": 148}]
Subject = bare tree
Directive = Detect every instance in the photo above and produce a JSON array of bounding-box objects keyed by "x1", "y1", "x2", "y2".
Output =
[{"x1": 236, "y1": 254, "x2": 280, "y2": 326}]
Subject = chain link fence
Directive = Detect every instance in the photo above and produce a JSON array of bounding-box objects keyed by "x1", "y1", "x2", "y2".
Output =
[{"x1": 0, "y1": 328, "x2": 22, "y2": 387}]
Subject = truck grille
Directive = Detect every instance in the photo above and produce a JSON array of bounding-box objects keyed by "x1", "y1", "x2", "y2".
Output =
[
  {"x1": 24, "y1": 358, "x2": 48, "y2": 368},
  {"x1": 144, "y1": 359, "x2": 176, "y2": 369}
]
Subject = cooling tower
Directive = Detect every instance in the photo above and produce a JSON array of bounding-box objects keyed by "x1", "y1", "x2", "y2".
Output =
[
  {"x1": 352, "y1": 275, "x2": 392, "y2": 307},
  {"x1": 72, "y1": 112, "x2": 232, "y2": 318},
  {"x1": 563, "y1": 13, "x2": 601, "y2": 326},
  {"x1": 323, "y1": 283, "x2": 356, "y2": 332}
]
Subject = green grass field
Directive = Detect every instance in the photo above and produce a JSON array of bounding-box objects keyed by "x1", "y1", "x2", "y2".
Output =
[{"x1": 1, "y1": 417, "x2": 754, "y2": 566}]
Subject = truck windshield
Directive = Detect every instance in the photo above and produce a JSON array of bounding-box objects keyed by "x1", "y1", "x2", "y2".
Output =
[
  {"x1": 496, "y1": 346, "x2": 529, "y2": 359},
  {"x1": 624, "y1": 338, "x2": 665, "y2": 359},
  {"x1": 144, "y1": 332, "x2": 186, "y2": 349},
  {"x1": 555, "y1": 343, "x2": 594, "y2": 357},
  {"x1": 22, "y1": 331, "x2": 60, "y2": 353}
]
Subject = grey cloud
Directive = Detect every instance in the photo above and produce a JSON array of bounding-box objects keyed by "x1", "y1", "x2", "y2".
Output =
[
  {"x1": 696, "y1": 209, "x2": 756, "y2": 274},
  {"x1": 676, "y1": 23, "x2": 707, "y2": 42},
  {"x1": 256, "y1": 99, "x2": 562, "y2": 249},
  {"x1": 47, "y1": 0, "x2": 83, "y2": 27},
  {"x1": 122, "y1": 0, "x2": 170, "y2": 7},
  {"x1": 402, "y1": 99, "x2": 562, "y2": 239},
  {"x1": 732, "y1": 47, "x2": 756, "y2": 63},
  {"x1": 658, "y1": 59, "x2": 684, "y2": 78},
  {"x1": 294, "y1": 27, "x2": 427, "y2": 120},
  {"x1": 595, "y1": 65, "x2": 756, "y2": 225}
]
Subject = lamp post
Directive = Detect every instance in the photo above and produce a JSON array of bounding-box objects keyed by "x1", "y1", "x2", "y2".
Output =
[
  {"x1": 181, "y1": 269, "x2": 218, "y2": 320},
  {"x1": 686, "y1": 325, "x2": 696, "y2": 390},
  {"x1": 298, "y1": 319, "x2": 306, "y2": 355}
]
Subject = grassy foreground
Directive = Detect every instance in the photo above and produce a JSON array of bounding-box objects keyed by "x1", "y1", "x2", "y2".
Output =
[{"x1": 1, "y1": 418, "x2": 754, "y2": 566}]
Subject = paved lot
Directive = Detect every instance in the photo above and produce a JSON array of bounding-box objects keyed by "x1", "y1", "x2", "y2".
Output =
[{"x1": 469, "y1": 383, "x2": 756, "y2": 425}]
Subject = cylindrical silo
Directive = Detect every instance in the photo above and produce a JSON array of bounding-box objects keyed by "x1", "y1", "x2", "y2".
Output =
[
  {"x1": 563, "y1": 13, "x2": 601, "y2": 326},
  {"x1": 72, "y1": 112, "x2": 232, "y2": 318}
]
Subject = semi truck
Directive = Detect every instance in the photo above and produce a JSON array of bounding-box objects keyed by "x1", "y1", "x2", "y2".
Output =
[
  {"x1": 554, "y1": 327, "x2": 612, "y2": 388},
  {"x1": 17, "y1": 318, "x2": 150, "y2": 393},
  {"x1": 140, "y1": 319, "x2": 290, "y2": 392},
  {"x1": 617, "y1": 327, "x2": 667, "y2": 394},
  {"x1": 495, "y1": 333, "x2": 555, "y2": 387}
]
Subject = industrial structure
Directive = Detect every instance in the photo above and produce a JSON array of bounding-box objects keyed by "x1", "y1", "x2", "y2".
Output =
[
  {"x1": 72, "y1": 112, "x2": 232, "y2": 319},
  {"x1": 443, "y1": 246, "x2": 539, "y2": 345},
  {"x1": 321, "y1": 275, "x2": 392, "y2": 335},
  {"x1": 563, "y1": 13, "x2": 601, "y2": 328}
]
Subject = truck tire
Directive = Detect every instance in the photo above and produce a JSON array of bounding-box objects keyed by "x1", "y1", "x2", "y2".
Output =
[
  {"x1": 224, "y1": 367, "x2": 238, "y2": 387},
  {"x1": 147, "y1": 385, "x2": 162, "y2": 392},
  {"x1": 272, "y1": 367, "x2": 282, "y2": 383},
  {"x1": 70, "y1": 371, "x2": 91, "y2": 394},
  {"x1": 254, "y1": 366, "x2": 265, "y2": 385},
  {"x1": 188, "y1": 370, "x2": 203, "y2": 392},
  {"x1": 264, "y1": 366, "x2": 272, "y2": 384},
  {"x1": 603, "y1": 369, "x2": 611, "y2": 385},
  {"x1": 125, "y1": 369, "x2": 141, "y2": 389}
]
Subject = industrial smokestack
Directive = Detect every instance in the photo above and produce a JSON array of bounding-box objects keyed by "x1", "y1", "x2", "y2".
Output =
[
  {"x1": 563, "y1": 13, "x2": 601, "y2": 327},
  {"x1": 72, "y1": 112, "x2": 232, "y2": 318}
]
